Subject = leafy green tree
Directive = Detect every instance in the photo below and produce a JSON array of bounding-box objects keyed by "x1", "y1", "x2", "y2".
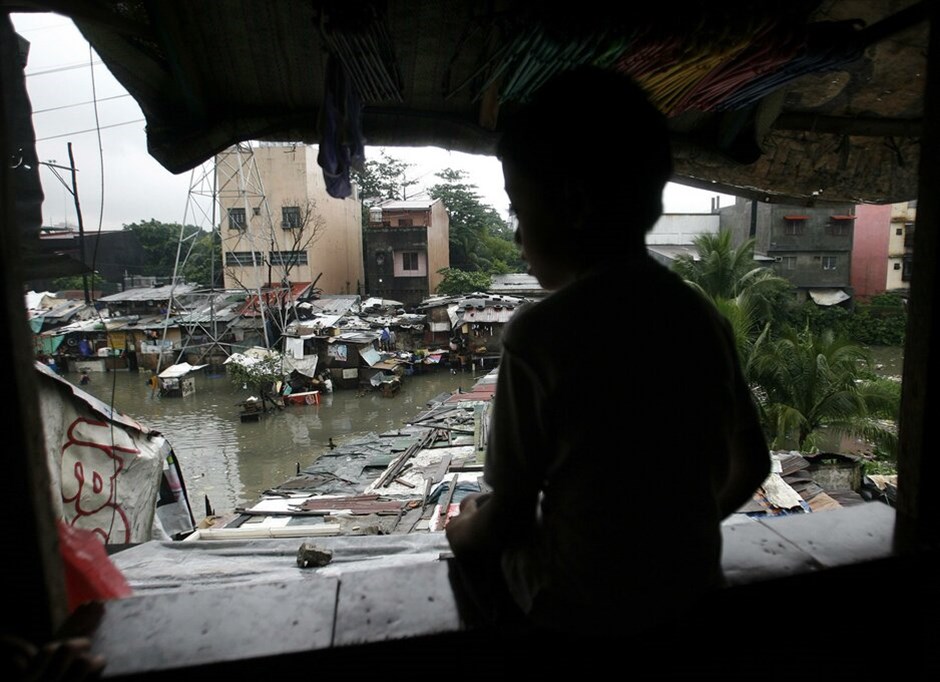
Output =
[
  {"x1": 747, "y1": 326, "x2": 900, "y2": 453},
  {"x1": 52, "y1": 273, "x2": 101, "y2": 291},
  {"x1": 225, "y1": 352, "x2": 285, "y2": 412},
  {"x1": 123, "y1": 219, "x2": 220, "y2": 287},
  {"x1": 352, "y1": 151, "x2": 419, "y2": 204},
  {"x1": 435, "y1": 268, "x2": 492, "y2": 296},
  {"x1": 429, "y1": 168, "x2": 523, "y2": 272}
]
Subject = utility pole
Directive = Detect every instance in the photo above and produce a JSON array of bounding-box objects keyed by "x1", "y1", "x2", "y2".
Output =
[
  {"x1": 40, "y1": 149, "x2": 90, "y2": 303},
  {"x1": 67, "y1": 143, "x2": 90, "y2": 304}
]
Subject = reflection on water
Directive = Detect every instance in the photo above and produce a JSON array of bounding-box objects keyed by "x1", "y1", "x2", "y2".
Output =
[{"x1": 71, "y1": 367, "x2": 477, "y2": 521}]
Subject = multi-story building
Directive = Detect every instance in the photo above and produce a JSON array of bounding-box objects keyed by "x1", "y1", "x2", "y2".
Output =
[
  {"x1": 851, "y1": 201, "x2": 915, "y2": 301},
  {"x1": 886, "y1": 201, "x2": 915, "y2": 295},
  {"x1": 362, "y1": 198, "x2": 450, "y2": 309},
  {"x1": 645, "y1": 210, "x2": 721, "y2": 268},
  {"x1": 852, "y1": 204, "x2": 892, "y2": 300},
  {"x1": 720, "y1": 197, "x2": 856, "y2": 306},
  {"x1": 216, "y1": 143, "x2": 364, "y2": 296}
]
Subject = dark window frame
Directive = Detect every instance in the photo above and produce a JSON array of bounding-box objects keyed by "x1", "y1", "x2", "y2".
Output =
[
  {"x1": 282, "y1": 206, "x2": 301, "y2": 229},
  {"x1": 402, "y1": 251, "x2": 419, "y2": 271},
  {"x1": 228, "y1": 207, "x2": 247, "y2": 230}
]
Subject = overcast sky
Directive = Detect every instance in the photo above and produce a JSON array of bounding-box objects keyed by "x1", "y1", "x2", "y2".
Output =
[{"x1": 12, "y1": 11, "x2": 734, "y2": 233}]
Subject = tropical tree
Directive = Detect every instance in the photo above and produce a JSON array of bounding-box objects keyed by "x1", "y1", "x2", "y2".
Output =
[
  {"x1": 747, "y1": 326, "x2": 900, "y2": 453},
  {"x1": 673, "y1": 230, "x2": 792, "y2": 362},
  {"x1": 352, "y1": 151, "x2": 419, "y2": 204},
  {"x1": 429, "y1": 168, "x2": 523, "y2": 272},
  {"x1": 225, "y1": 351, "x2": 285, "y2": 412},
  {"x1": 123, "y1": 219, "x2": 221, "y2": 287},
  {"x1": 435, "y1": 268, "x2": 491, "y2": 296},
  {"x1": 674, "y1": 232, "x2": 791, "y2": 319}
]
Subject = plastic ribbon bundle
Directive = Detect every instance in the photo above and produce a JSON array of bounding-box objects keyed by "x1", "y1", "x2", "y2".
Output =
[{"x1": 714, "y1": 19, "x2": 865, "y2": 111}]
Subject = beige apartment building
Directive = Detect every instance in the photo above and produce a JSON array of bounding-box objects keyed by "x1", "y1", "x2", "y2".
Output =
[
  {"x1": 216, "y1": 143, "x2": 364, "y2": 295},
  {"x1": 886, "y1": 202, "x2": 915, "y2": 293}
]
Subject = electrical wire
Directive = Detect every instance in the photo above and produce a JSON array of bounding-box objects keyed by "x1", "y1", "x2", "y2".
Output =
[
  {"x1": 86, "y1": 41, "x2": 121, "y2": 543},
  {"x1": 35, "y1": 119, "x2": 145, "y2": 142},
  {"x1": 33, "y1": 93, "x2": 131, "y2": 114}
]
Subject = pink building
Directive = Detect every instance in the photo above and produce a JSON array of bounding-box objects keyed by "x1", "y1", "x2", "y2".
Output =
[{"x1": 851, "y1": 204, "x2": 892, "y2": 300}]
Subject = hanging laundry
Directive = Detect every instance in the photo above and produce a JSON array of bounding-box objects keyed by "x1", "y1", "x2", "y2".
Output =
[{"x1": 317, "y1": 55, "x2": 365, "y2": 199}]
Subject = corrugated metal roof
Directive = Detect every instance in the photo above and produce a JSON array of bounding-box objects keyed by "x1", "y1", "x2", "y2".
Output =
[
  {"x1": 333, "y1": 331, "x2": 380, "y2": 344},
  {"x1": 457, "y1": 307, "x2": 517, "y2": 324},
  {"x1": 42, "y1": 300, "x2": 92, "y2": 320},
  {"x1": 489, "y1": 273, "x2": 546, "y2": 296},
  {"x1": 98, "y1": 283, "x2": 198, "y2": 302},
  {"x1": 361, "y1": 297, "x2": 404, "y2": 309},
  {"x1": 300, "y1": 295, "x2": 361, "y2": 316}
]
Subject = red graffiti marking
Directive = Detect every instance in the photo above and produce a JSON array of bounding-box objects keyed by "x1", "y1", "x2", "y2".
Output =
[{"x1": 61, "y1": 417, "x2": 139, "y2": 544}]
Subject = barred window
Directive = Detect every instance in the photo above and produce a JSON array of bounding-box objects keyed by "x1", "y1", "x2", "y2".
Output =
[
  {"x1": 826, "y1": 221, "x2": 851, "y2": 236},
  {"x1": 270, "y1": 250, "x2": 309, "y2": 266},
  {"x1": 228, "y1": 207, "x2": 246, "y2": 230},
  {"x1": 282, "y1": 206, "x2": 301, "y2": 229},
  {"x1": 822, "y1": 256, "x2": 837, "y2": 270},
  {"x1": 402, "y1": 252, "x2": 419, "y2": 270},
  {"x1": 224, "y1": 251, "x2": 263, "y2": 266}
]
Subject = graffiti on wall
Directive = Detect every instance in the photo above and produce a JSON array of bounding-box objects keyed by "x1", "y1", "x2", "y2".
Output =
[{"x1": 60, "y1": 417, "x2": 138, "y2": 544}]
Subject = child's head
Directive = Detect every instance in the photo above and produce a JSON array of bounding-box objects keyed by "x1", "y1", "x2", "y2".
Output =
[{"x1": 497, "y1": 65, "x2": 672, "y2": 287}]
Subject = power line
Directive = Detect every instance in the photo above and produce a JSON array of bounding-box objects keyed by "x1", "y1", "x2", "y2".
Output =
[
  {"x1": 26, "y1": 60, "x2": 105, "y2": 77},
  {"x1": 35, "y1": 119, "x2": 146, "y2": 142},
  {"x1": 33, "y1": 94, "x2": 132, "y2": 114}
]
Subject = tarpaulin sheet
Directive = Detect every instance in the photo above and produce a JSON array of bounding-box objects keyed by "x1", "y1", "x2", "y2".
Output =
[
  {"x1": 109, "y1": 534, "x2": 452, "y2": 594},
  {"x1": 36, "y1": 362, "x2": 195, "y2": 544}
]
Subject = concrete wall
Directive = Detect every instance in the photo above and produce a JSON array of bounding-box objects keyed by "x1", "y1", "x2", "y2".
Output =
[
  {"x1": 721, "y1": 198, "x2": 855, "y2": 292},
  {"x1": 646, "y1": 213, "x2": 719, "y2": 245},
  {"x1": 218, "y1": 144, "x2": 363, "y2": 295},
  {"x1": 852, "y1": 204, "x2": 892, "y2": 299},
  {"x1": 426, "y1": 200, "x2": 450, "y2": 294}
]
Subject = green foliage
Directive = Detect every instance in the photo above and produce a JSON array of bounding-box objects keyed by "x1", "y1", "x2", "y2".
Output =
[
  {"x1": 429, "y1": 169, "x2": 524, "y2": 273},
  {"x1": 747, "y1": 326, "x2": 900, "y2": 454},
  {"x1": 672, "y1": 231, "x2": 794, "y2": 331},
  {"x1": 52, "y1": 273, "x2": 102, "y2": 291},
  {"x1": 225, "y1": 353, "x2": 285, "y2": 403},
  {"x1": 435, "y1": 268, "x2": 492, "y2": 296},
  {"x1": 869, "y1": 292, "x2": 905, "y2": 307},
  {"x1": 352, "y1": 151, "x2": 418, "y2": 204},
  {"x1": 861, "y1": 457, "x2": 898, "y2": 476},
  {"x1": 123, "y1": 219, "x2": 221, "y2": 287},
  {"x1": 783, "y1": 299, "x2": 907, "y2": 346}
]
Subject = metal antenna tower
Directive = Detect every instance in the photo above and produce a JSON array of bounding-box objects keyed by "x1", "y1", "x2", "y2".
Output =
[{"x1": 162, "y1": 142, "x2": 274, "y2": 371}]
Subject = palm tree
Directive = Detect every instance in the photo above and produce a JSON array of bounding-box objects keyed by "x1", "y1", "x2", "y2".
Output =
[
  {"x1": 747, "y1": 326, "x2": 900, "y2": 453},
  {"x1": 672, "y1": 231, "x2": 757, "y2": 300},
  {"x1": 673, "y1": 231, "x2": 791, "y2": 361}
]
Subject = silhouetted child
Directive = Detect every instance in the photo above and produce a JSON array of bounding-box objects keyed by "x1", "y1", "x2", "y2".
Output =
[{"x1": 445, "y1": 65, "x2": 770, "y2": 638}]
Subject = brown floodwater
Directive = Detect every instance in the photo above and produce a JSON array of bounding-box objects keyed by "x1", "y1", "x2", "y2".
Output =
[{"x1": 71, "y1": 365, "x2": 474, "y2": 522}]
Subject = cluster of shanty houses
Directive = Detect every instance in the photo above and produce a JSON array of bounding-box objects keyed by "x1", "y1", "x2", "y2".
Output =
[{"x1": 26, "y1": 283, "x2": 531, "y2": 392}]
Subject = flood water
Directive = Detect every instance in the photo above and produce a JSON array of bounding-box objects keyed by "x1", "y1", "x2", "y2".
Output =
[{"x1": 71, "y1": 366, "x2": 475, "y2": 522}]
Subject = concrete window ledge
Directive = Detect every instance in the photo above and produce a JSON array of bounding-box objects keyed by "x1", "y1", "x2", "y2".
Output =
[
  {"x1": 92, "y1": 502, "x2": 932, "y2": 679},
  {"x1": 720, "y1": 499, "x2": 896, "y2": 585}
]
